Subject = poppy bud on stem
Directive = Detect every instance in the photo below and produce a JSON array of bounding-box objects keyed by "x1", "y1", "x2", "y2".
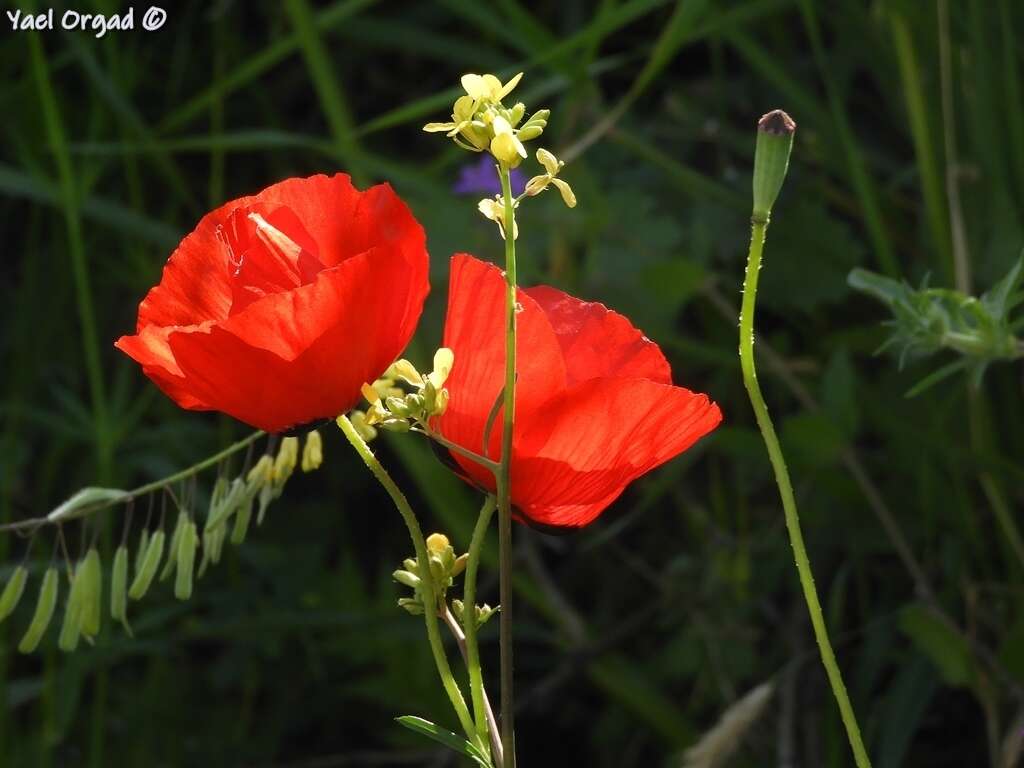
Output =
[{"x1": 740, "y1": 111, "x2": 872, "y2": 768}]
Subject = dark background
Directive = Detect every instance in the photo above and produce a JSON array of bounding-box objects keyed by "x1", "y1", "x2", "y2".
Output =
[{"x1": 2, "y1": 1, "x2": 1023, "y2": 766}]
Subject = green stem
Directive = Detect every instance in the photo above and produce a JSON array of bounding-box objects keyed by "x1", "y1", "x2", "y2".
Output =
[
  {"x1": 419, "y1": 427, "x2": 501, "y2": 473},
  {"x1": 464, "y1": 495, "x2": 499, "y2": 754},
  {"x1": 335, "y1": 415, "x2": 480, "y2": 747},
  {"x1": 0, "y1": 432, "x2": 265, "y2": 534},
  {"x1": 739, "y1": 216, "x2": 872, "y2": 768},
  {"x1": 442, "y1": 607, "x2": 502, "y2": 767},
  {"x1": 496, "y1": 165, "x2": 518, "y2": 768}
]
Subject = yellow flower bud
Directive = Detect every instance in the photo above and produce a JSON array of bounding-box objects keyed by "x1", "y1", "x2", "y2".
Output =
[
  {"x1": 349, "y1": 410, "x2": 378, "y2": 443},
  {"x1": 426, "y1": 533, "x2": 450, "y2": 554},
  {"x1": 508, "y1": 102, "x2": 525, "y2": 126},
  {"x1": 301, "y1": 430, "x2": 323, "y2": 473},
  {"x1": 516, "y1": 125, "x2": 543, "y2": 141},
  {"x1": 273, "y1": 437, "x2": 299, "y2": 483}
]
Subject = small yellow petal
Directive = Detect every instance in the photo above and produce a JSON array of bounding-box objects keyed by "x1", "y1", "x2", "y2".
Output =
[
  {"x1": 491, "y1": 115, "x2": 514, "y2": 136},
  {"x1": 423, "y1": 122, "x2": 456, "y2": 133},
  {"x1": 481, "y1": 74, "x2": 503, "y2": 99},
  {"x1": 499, "y1": 72, "x2": 524, "y2": 99},
  {"x1": 429, "y1": 348, "x2": 455, "y2": 388},
  {"x1": 490, "y1": 133, "x2": 523, "y2": 165},
  {"x1": 524, "y1": 175, "x2": 549, "y2": 196},
  {"x1": 361, "y1": 382, "x2": 380, "y2": 404},
  {"x1": 478, "y1": 198, "x2": 500, "y2": 221},
  {"x1": 551, "y1": 178, "x2": 577, "y2": 208},
  {"x1": 536, "y1": 148, "x2": 560, "y2": 175},
  {"x1": 461, "y1": 73, "x2": 487, "y2": 99},
  {"x1": 453, "y1": 95, "x2": 476, "y2": 121},
  {"x1": 388, "y1": 359, "x2": 423, "y2": 386}
]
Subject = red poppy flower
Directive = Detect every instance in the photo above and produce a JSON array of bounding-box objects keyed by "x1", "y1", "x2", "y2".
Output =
[
  {"x1": 116, "y1": 174, "x2": 429, "y2": 433},
  {"x1": 434, "y1": 254, "x2": 722, "y2": 528}
]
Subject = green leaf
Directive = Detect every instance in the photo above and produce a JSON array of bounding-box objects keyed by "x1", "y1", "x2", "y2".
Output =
[
  {"x1": 394, "y1": 716, "x2": 491, "y2": 767},
  {"x1": 980, "y1": 251, "x2": 1024, "y2": 320},
  {"x1": 898, "y1": 604, "x2": 974, "y2": 687},
  {"x1": 847, "y1": 267, "x2": 907, "y2": 307},
  {"x1": 903, "y1": 358, "x2": 970, "y2": 398},
  {"x1": 46, "y1": 487, "x2": 129, "y2": 523}
]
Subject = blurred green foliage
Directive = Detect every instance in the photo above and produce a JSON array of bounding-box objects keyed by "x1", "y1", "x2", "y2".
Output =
[{"x1": 1, "y1": 1, "x2": 1023, "y2": 766}]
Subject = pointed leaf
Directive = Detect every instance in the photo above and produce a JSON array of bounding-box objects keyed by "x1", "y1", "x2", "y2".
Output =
[
  {"x1": 395, "y1": 716, "x2": 491, "y2": 767},
  {"x1": 46, "y1": 487, "x2": 128, "y2": 523}
]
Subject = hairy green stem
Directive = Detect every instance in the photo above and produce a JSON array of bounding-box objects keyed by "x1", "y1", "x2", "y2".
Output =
[
  {"x1": 443, "y1": 607, "x2": 502, "y2": 767},
  {"x1": 496, "y1": 165, "x2": 518, "y2": 768},
  {"x1": 0, "y1": 431, "x2": 265, "y2": 534},
  {"x1": 463, "y1": 495, "x2": 499, "y2": 758},
  {"x1": 336, "y1": 414, "x2": 480, "y2": 747},
  {"x1": 739, "y1": 216, "x2": 872, "y2": 768}
]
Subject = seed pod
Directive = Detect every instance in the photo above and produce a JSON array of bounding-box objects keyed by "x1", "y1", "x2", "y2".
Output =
[
  {"x1": 256, "y1": 484, "x2": 273, "y2": 526},
  {"x1": 135, "y1": 528, "x2": 150, "y2": 574},
  {"x1": 129, "y1": 530, "x2": 165, "y2": 600},
  {"x1": 58, "y1": 564, "x2": 85, "y2": 652},
  {"x1": 174, "y1": 521, "x2": 197, "y2": 600},
  {"x1": 110, "y1": 546, "x2": 131, "y2": 636},
  {"x1": 198, "y1": 524, "x2": 225, "y2": 578},
  {"x1": 160, "y1": 510, "x2": 188, "y2": 582},
  {"x1": 77, "y1": 548, "x2": 102, "y2": 638},
  {"x1": 0, "y1": 565, "x2": 28, "y2": 622},
  {"x1": 19, "y1": 567, "x2": 58, "y2": 653},
  {"x1": 301, "y1": 430, "x2": 323, "y2": 473},
  {"x1": 231, "y1": 493, "x2": 254, "y2": 545},
  {"x1": 205, "y1": 477, "x2": 244, "y2": 532}
]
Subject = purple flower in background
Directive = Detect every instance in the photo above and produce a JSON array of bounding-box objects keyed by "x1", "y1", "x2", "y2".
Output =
[{"x1": 453, "y1": 155, "x2": 526, "y2": 197}]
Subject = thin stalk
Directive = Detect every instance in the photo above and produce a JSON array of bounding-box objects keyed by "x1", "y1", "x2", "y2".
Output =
[
  {"x1": 463, "y1": 495, "x2": 499, "y2": 753},
  {"x1": 28, "y1": 33, "x2": 112, "y2": 481},
  {"x1": 496, "y1": 165, "x2": 518, "y2": 768},
  {"x1": 335, "y1": 415, "x2": 480, "y2": 747},
  {"x1": 419, "y1": 428, "x2": 501, "y2": 473},
  {"x1": 0, "y1": 431, "x2": 265, "y2": 534},
  {"x1": 739, "y1": 216, "x2": 872, "y2": 768},
  {"x1": 443, "y1": 606, "x2": 502, "y2": 768}
]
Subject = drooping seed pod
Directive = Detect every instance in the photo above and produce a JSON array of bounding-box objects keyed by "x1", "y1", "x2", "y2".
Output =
[
  {"x1": 18, "y1": 567, "x2": 58, "y2": 653},
  {"x1": 129, "y1": 530, "x2": 165, "y2": 600},
  {"x1": 78, "y1": 548, "x2": 102, "y2": 638},
  {"x1": 174, "y1": 521, "x2": 197, "y2": 600},
  {"x1": 231, "y1": 492, "x2": 255, "y2": 545},
  {"x1": 205, "y1": 478, "x2": 244, "y2": 532},
  {"x1": 256, "y1": 484, "x2": 273, "y2": 526},
  {"x1": 0, "y1": 565, "x2": 28, "y2": 622},
  {"x1": 198, "y1": 524, "x2": 226, "y2": 578},
  {"x1": 160, "y1": 510, "x2": 187, "y2": 582},
  {"x1": 58, "y1": 564, "x2": 85, "y2": 652},
  {"x1": 135, "y1": 528, "x2": 150, "y2": 574},
  {"x1": 110, "y1": 546, "x2": 132, "y2": 636}
]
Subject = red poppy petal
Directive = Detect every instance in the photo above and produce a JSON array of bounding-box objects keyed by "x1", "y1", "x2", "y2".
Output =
[
  {"x1": 164, "y1": 245, "x2": 428, "y2": 432},
  {"x1": 524, "y1": 285, "x2": 672, "y2": 386},
  {"x1": 136, "y1": 174, "x2": 419, "y2": 331},
  {"x1": 437, "y1": 254, "x2": 567, "y2": 465},
  {"x1": 114, "y1": 326, "x2": 210, "y2": 410},
  {"x1": 511, "y1": 379, "x2": 722, "y2": 527}
]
